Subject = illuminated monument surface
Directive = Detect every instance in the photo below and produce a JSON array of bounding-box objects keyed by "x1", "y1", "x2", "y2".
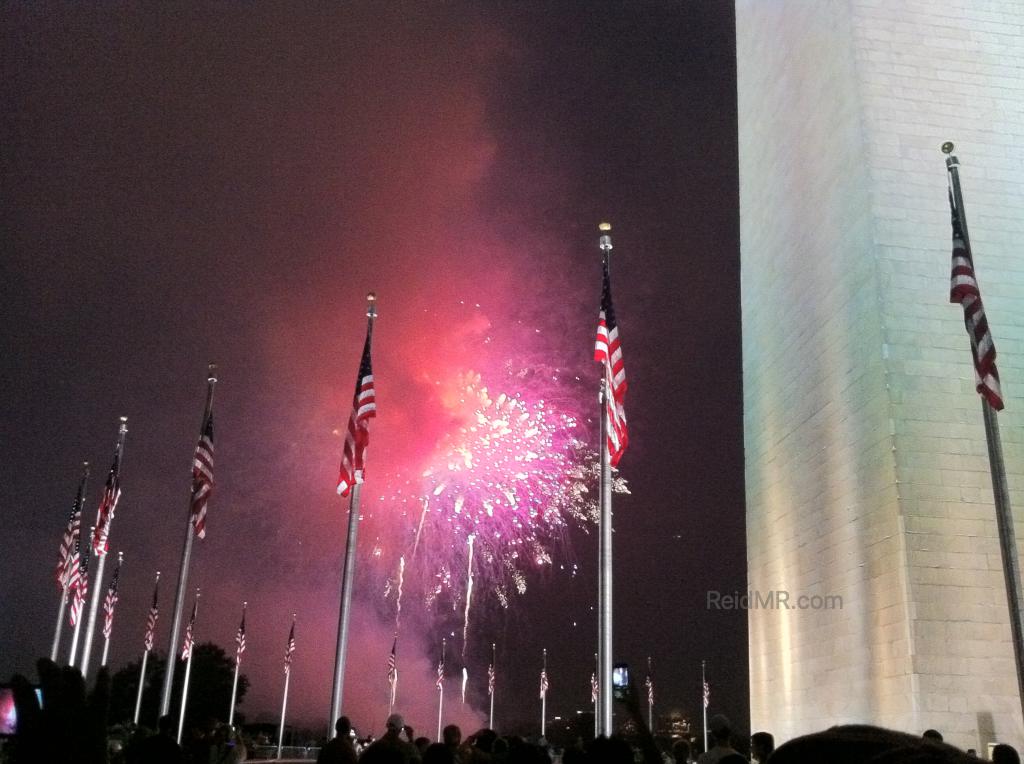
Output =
[{"x1": 737, "y1": 0, "x2": 1024, "y2": 751}]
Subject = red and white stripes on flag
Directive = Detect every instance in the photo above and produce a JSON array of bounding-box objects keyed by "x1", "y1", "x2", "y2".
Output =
[
  {"x1": 337, "y1": 332, "x2": 376, "y2": 497},
  {"x1": 591, "y1": 672, "x2": 599, "y2": 704},
  {"x1": 56, "y1": 473, "x2": 87, "y2": 590},
  {"x1": 190, "y1": 413, "x2": 215, "y2": 539},
  {"x1": 436, "y1": 657, "x2": 444, "y2": 691},
  {"x1": 102, "y1": 556, "x2": 122, "y2": 640},
  {"x1": 69, "y1": 532, "x2": 91, "y2": 627},
  {"x1": 595, "y1": 254, "x2": 628, "y2": 466},
  {"x1": 182, "y1": 599, "x2": 198, "y2": 660},
  {"x1": 387, "y1": 638, "x2": 398, "y2": 692},
  {"x1": 949, "y1": 191, "x2": 1004, "y2": 410},
  {"x1": 92, "y1": 451, "x2": 122, "y2": 556},
  {"x1": 284, "y1": 618, "x2": 296, "y2": 675},
  {"x1": 539, "y1": 668, "x2": 549, "y2": 699},
  {"x1": 235, "y1": 605, "x2": 247, "y2": 662},
  {"x1": 487, "y1": 662, "x2": 495, "y2": 697},
  {"x1": 144, "y1": 575, "x2": 159, "y2": 652}
]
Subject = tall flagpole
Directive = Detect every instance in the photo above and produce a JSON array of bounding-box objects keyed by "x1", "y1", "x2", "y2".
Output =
[
  {"x1": 702, "y1": 661, "x2": 708, "y2": 754},
  {"x1": 277, "y1": 614, "x2": 296, "y2": 761},
  {"x1": 540, "y1": 648, "x2": 547, "y2": 739},
  {"x1": 488, "y1": 642, "x2": 495, "y2": 730},
  {"x1": 593, "y1": 653, "x2": 599, "y2": 738},
  {"x1": 177, "y1": 589, "x2": 200, "y2": 745},
  {"x1": 81, "y1": 417, "x2": 128, "y2": 678},
  {"x1": 329, "y1": 293, "x2": 377, "y2": 735},
  {"x1": 134, "y1": 650, "x2": 150, "y2": 725},
  {"x1": 646, "y1": 656, "x2": 653, "y2": 731},
  {"x1": 52, "y1": 462, "x2": 89, "y2": 662},
  {"x1": 134, "y1": 571, "x2": 160, "y2": 726},
  {"x1": 68, "y1": 525, "x2": 94, "y2": 667},
  {"x1": 160, "y1": 366, "x2": 217, "y2": 717},
  {"x1": 388, "y1": 635, "x2": 398, "y2": 715},
  {"x1": 100, "y1": 550, "x2": 124, "y2": 668},
  {"x1": 437, "y1": 637, "x2": 446, "y2": 742},
  {"x1": 52, "y1": 589, "x2": 69, "y2": 662},
  {"x1": 944, "y1": 142, "x2": 1024, "y2": 722},
  {"x1": 228, "y1": 601, "x2": 246, "y2": 726},
  {"x1": 597, "y1": 222, "x2": 615, "y2": 735}
]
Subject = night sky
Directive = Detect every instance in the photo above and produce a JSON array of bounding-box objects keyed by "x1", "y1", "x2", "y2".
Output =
[{"x1": 1, "y1": 2, "x2": 744, "y2": 736}]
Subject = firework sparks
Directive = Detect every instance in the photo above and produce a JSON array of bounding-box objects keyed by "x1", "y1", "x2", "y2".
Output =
[
  {"x1": 373, "y1": 370, "x2": 624, "y2": 638},
  {"x1": 462, "y1": 535, "x2": 475, "y2": 654},
  {"x1": 395, "y1": 555, "x2": 405, "y2": 630}
]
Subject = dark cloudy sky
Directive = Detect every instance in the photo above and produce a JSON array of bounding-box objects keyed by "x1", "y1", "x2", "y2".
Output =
[{"x1": 1, "y1": 1, "x2": 744, "y2": 736}]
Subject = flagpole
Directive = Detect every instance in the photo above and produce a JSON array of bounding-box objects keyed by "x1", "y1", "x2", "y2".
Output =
[
  {"x1": 51, "y1": 589, "x2": 68, "y2": 662},
  {"x1": 160, "y1": 366, "x2": 217, "y2": 717},
  {"x1": 177, "y1": 589, "x2": 200, "y2": 745},
  {"x1": 540, "y1": 648, "x2": 547, "y2": 739},
  {"x1": 134, "y1": 571, "x2": 160, "y2": 726},
  {"x1": 388, "y1": 634, "x2": 398, "y2": 715},
  {"x1": 133, "y1": 650, "x2": 150, "y2": 725},
  {"x1": 52, "y1": 462, "x2": 89, "y2": 662},
  {"x1": 944, "y1": 142, "x2": 1024, "y2": 722},
  {"x1": 81, "y1": 417, "x2": 128, "y2": 677},
  {"x1": 100, "y1": 550, "x2": 124, "y2": 668},
  {"x1": 177, "y1": 649, "x2": 194, "y2": 744},
  {"x1": 437, "y1": 637, "x2": 446, "y2": 741},
  {"x1": 647, "y1": 656, "x2": 653, "y2": 731},
  {"x1": 597, "y1": 222, "x2": 615, "y2": 736},
  {"x1": 593, "y1": 653, "x2": 598, "y2": 738},
  {"x1": 489, "y1": 642, "x2": 495, "y2": 730},
  {"x1": 228, "y1": 601, "x2": 246, "y2": 726},
  {"x1": 701, "y1": 660, "x2": 708, "y2": 754},
  {"x1": 329, "y1": 293, "x2": 377, "y2": 735},
  {"x1": 68, "y1": 524, "x2": 94, "y2": 667},
  {"x1": 277, "y1": 614, "x2": 296, "y2": 761}
]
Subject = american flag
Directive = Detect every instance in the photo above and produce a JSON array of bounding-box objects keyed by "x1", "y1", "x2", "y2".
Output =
[
  {"x1": 949, "y1": 191, "x2": 1004, "y2": 410},
  {"x1": 595, "y1": 250, "x2": 628, "y2": 466},
  {"x1": 436, "y1": 657, "x2": 444, "y2": 691},
  {"x1": 590, "y1": 672, "x2": 599, "y2": 704},
  {"x1": 337, "y1": 331, "x2": 376, "y2": 496},
  {"x1": 101, "y1": 555, "x2": 122, "y2": 640},
  {"x1": 182, "y1": 598, "x2": 198, "y2": 660},
  {"x1": 645, "y1": 673, "x2": 654, "y2": 707},
  {"x1": 487, "y1": 662, "x2": 495, "y2": 697},
  {"x1": 68, "y1": 530, "x2": 91, "y2": 627},
  {"x1": 190, "y1": 412, "x2": 215, "y2": 539},
  {"x1": 539, "y1": 668, "x2": 549, "y2": 699},
  {"x1": 56, "y1": 470, "x2": 87, "y2": 589},
  {"x1": 387, "y1": 638, "x2": 398, "y2": 691},
  {"x1": 144, "y1": 574, "x2": 160, "y2": 652},
  {"x1": 92, "y1": 450, "x2": 123, "y2": 555},
  {"x1": 284, "y1": 619, "x2": 296, "y2": 675},
  {"x1": 703, "y1": 679, "x2": 710, "y2": 709},
  {"x1": 235, "y1": 605, "x2": 247, "y2": 662}
]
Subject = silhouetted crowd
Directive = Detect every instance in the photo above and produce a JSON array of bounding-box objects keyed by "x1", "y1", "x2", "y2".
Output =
[{"x1": 3, "y1": 659, "x2": 1022, "y2": 763}]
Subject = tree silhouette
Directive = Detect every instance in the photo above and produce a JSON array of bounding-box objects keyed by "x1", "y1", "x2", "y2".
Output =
[{"x1": 110, "y1": 642, "x2": 248, "y2": 730}]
